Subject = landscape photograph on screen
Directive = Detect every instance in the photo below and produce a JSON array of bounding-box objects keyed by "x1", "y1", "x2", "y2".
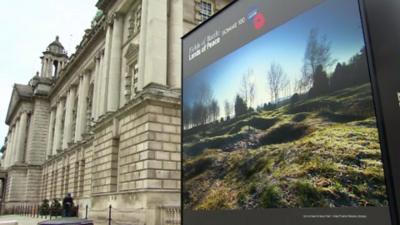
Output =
[{"x1": 183, "y1": 0, "x2": 388, "y2": 210}]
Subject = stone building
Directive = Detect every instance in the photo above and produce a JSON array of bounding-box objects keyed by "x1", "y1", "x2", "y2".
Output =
[{"x1": 0, "y1": 0, "x2": 231, "y2": 224}]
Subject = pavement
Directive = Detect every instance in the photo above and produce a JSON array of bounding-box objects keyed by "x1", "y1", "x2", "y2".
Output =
[{"x1": 0, "y1": 215, "x2": 53, "y2": 225}]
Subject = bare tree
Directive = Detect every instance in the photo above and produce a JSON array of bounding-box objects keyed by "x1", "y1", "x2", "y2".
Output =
[
  {"x1": 267, "y1": 63, "x2": 288, "y2": 103},
  {"x1": 249, "y1": 80, "x2": 255, "y2": 109},
  {"x1": 210, "y1": 100, "x2": 220, "y2": 122},
  {"x1": 301, "y1": 28, "x2": 336, "y2": 90},
  {"x1": 188, "y1": 82, "x2": 216, "y2": 127},
  {"x1": 196, "y1": 82, "x2": 214, "y2": 124},
  {"x1": 198, "y1": 82, "x2": 214, "y2": 107},
  {"x1": 224, "y1": 100, "x2": 233, "y2": 118},
  {"x1": 183, "y1": 104, "x2": 192, "y2": 129},
  {"x1": 240, "y1": 69, "x2": 255, "y2": 108}
]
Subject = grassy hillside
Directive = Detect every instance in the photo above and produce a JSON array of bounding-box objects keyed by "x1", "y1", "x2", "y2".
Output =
[{"x1": 183, "y1": 84, "x2": 388, "y2": 210}]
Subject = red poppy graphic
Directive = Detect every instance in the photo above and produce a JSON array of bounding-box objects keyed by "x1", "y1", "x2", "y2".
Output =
[{"x1": 253, "y1": 12, "x2": 266, "y2": 30}]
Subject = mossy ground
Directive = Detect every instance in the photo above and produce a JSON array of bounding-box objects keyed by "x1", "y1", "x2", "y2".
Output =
[{"x1": 183, "y1": 84, "x2": 388, "y2": 210}]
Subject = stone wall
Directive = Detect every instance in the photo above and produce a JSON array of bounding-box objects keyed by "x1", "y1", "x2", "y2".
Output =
[
  {"x1": 24, "y1": 167, "x2": 43, "y2": 203},
  {"x1": 26, "y1": 98, "x2": 50, "y2": 165},
  {"x1": 38, "y1": 85, "x2": 180, "y2": 225},
  {"x1": 4, "y1": 167, "x2": 27, "y2": 204},
  {"x1": 89, "y1": 85, "x2": 180, "y2": 225}
]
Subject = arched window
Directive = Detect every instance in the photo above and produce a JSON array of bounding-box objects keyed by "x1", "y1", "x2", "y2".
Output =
[{"x1": 53, "y1": 60, "x2": 59, "y2": 77}]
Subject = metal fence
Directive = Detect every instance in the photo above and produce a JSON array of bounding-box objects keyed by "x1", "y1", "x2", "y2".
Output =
[{"x1": 2, "y1": 204, "x2": 181, "y2": 225}]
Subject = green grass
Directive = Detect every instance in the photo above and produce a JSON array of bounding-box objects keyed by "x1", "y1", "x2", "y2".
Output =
[{"x1": 183, "y1": 84, "x2": 388, "y2": 210}]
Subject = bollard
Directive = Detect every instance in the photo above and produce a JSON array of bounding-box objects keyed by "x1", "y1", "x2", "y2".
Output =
[
  {"x1": 85, "y1": 205, "x2": 88, "y2": 219},
  {"x1": 108, "y1": 205, "x2": 112, "y2": 225}
]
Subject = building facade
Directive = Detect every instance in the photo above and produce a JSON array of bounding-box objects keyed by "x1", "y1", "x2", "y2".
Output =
[{"x1": 0, "y1": 0, "x2": 231, "y2": 224}]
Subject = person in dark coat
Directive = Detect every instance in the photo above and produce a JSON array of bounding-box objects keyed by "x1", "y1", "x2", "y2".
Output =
[{"x1": 62, "y1": 193, "x2": 74, "y2": 217}]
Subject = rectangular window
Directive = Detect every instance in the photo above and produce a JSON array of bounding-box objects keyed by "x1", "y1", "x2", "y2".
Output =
[
  {"x1": 199, "y1": 1, "x2": 214, "y2": 22},
  {"x1": 132, "y1": 62, "x2": 139, "y2": 94}
]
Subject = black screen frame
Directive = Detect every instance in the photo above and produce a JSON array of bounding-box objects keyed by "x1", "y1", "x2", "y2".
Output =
[
  {"x1": 180, "y1": 0, "x2": 400, "y2": 224},
  {"x1": 360, "y1": 0, "x2": 400, "y2": 224}
]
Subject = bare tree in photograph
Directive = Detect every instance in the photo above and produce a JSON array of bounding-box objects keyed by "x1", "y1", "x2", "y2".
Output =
[
  {"x1": 301, "y1": 28, "x2": 336, "y2": 91},
  {"x1": 210, "y1": 100, "x2": 220, "y2": 122},
  {"x1": 196, "y1": 82, "x2": 215, "y2": 124},
  {"x1": 191, "y1": 102, "x2": 203, "y2": 127},
  {"x1": 235, "y1": 94, "x2": 247, "y2": 117},
  {"x1": 224, "y1": 100, "x2": 233, "y2": 119},
  {"x1": 198, "y1": 82, "x2": 214, "y2": 107},
  {"x1": 183, "y1": 104, "x2": 192, "y2": 129},
  {"x1": 249, "y1": 80, "x2": 255, "y2": 110},
  {"x1": 267, "y1": 63, "x2": 288, "y2": 103},
  {"x1": 188, "y1": 82, "x2": 215, "y2": 127},
  {"x1": 296, "y1": 66, "x2": 310, "y2": 94},
  {"x1": 240, "y1": 69, "x2": 255, "y2": 108}
]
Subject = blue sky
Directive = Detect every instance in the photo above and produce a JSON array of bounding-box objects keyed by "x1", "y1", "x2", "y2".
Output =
[
  {"x1": 0, "y1": 0, "x2": 97, "y2": 152},
  {"x1": 184, "y1": 0, "x2": 366, "y2": 117}
]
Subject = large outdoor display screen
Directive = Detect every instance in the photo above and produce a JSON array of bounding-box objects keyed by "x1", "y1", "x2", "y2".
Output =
[{"x1": 182, "y1": 0, "x2": 393, "y2": 224}]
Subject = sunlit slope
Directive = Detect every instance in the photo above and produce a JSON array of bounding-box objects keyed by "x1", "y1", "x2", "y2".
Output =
[{"x1": 183, "y1": 84, "x2": 387, "y2": 210}]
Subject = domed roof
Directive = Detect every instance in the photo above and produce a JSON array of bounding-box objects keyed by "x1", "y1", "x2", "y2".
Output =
[{"x1": 46, "y1": 36, "x2": 66, "y2": 56}]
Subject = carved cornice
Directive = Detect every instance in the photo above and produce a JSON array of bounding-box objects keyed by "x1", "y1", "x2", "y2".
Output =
[{"x1": 49, "y1": 15, "x2": 106, "y2": 97}]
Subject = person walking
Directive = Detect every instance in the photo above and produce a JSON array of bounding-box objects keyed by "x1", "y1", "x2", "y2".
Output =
[{"x1": 62, "y1": 193, "x2": 74, "y2": 217}]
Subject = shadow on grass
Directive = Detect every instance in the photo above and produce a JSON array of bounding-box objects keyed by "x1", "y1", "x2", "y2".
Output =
[
  {"x1": 259, "y1": 123, "x2": 310, "y2": 145},
  {"x1": 319, "y1": 111, "x2": 367, "y2": 123}
]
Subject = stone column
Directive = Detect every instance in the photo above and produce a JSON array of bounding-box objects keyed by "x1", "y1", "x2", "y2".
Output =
[
  {"x1": 81, "y1": 73, "x2": 90, "y2": 135},
  {"x1": 41, "y1": 58, "x2": 46, "y2": 78},
  {"x1": 3, "y1": 133, "x2": 9, "y2": 168},
  {"x1": 46, "y1": 108, "x2": 56, "y2": 158},
  {"x1": 62, "y1": 86, "x2": 77, "y2": 149},
  {"x1": 139, "y1": 0, "x2": 168, "y2": 88},
  {"x1": 97, "y1": 53, "x2": 105, "y2": 117},
  {"x1": 43, "y1": 58, "x2": 49, "y2": 78},
  {"x1": 9, "y1": 126, "x2": 16, "y2": 166},
  {"x1": 107, "y1": 13, "x2": 124, "y2": 112},
  {"x1": 15, "y1": 112, "x2": 28, "y2": 163},
  {"x1": 5, "y1": 131, "x2": 13, "y2": 168},
  {"x1": 75, "y1": 77, "x2": 83, "y2": 142},
  {"x1": 99, "y1": 23, "x2": 113, "y2": 116},
  {"x1": 75, "y1": 73, "x2": 90, "y2": 142},
  {"x1": 53, "y1": 98, "x2": 65, "y2": 154},
  {"x1": 8, "y1": 128, "x2": 16, "y2": 167},
  {"x1": 168, "y1": 0, "x2": 183, "y2": 89},
  {"x1": 48, "y1": 59, "x2": 54, "y2": 78},
  {"x1": 92, "y1": 55, "x2": 101, "y2": 121},
  {"x1": 11, "y1": 119, "x2": 20, "y2": 165}
]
